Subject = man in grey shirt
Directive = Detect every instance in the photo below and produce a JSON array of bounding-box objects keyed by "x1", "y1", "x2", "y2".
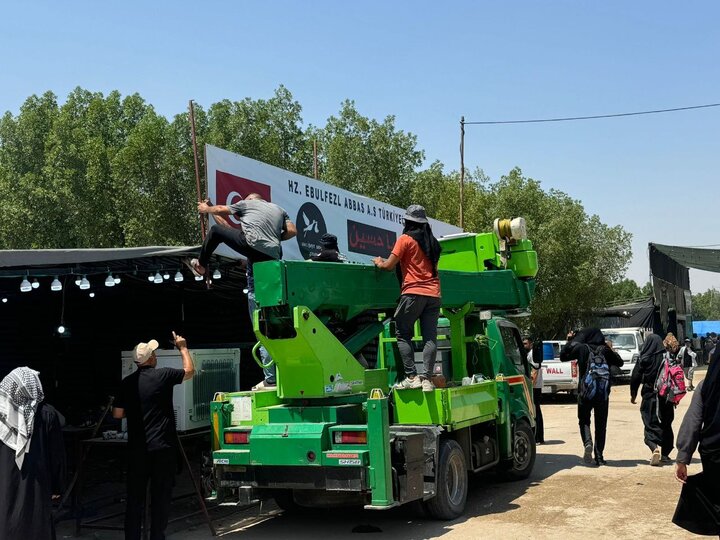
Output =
[{"x1": 194, "y1": 193, "x2": 297, "y2": 389}]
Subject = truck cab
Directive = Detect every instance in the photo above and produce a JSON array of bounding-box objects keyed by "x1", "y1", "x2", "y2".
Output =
[{"x1": 601, "y1": 327, "x2": 647, "y2": 381}]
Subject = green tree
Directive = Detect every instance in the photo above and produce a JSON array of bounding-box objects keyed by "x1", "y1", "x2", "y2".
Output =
[
  {"x1": 606, "y1": 278, "x2": 653, "y2": 303},
  {"x1": 692, "y1": 288, "x2": 720, "y2": 321},
  {"x1": 315, "y1": 100, "x2": 424, "y2": 208}
]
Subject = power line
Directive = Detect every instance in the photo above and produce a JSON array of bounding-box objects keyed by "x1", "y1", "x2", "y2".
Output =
[{"x1": 463, "y1": 102, "x2": 720, "y2": 125}]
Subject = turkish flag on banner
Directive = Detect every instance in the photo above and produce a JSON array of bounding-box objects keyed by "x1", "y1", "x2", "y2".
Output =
[{"x1": 215, "y1": 171, "x2": 272, "y2": 228}]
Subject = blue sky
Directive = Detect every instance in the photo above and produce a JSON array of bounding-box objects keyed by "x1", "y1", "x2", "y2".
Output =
[{"x1": 2, "y1": 1, "x2": 719, "y2": 291}]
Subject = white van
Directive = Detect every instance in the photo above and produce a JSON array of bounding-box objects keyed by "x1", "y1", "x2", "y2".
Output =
[{"x1": 600, "y1": 327, "x2": 648, "y2": 381}]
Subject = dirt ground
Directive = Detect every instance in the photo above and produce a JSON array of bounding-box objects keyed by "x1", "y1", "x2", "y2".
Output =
[{"x1": 58, "y1": 369, "x2": 707, "y2": 540}]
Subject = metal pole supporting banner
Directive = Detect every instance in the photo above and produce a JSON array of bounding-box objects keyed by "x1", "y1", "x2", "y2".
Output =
[
  {"x1": 313, "y1": 139, "x2": 319, "y2": 179},
  {"x1": 189, "y1": 100, "x2": 207, "y2": 240},
  {"x1": 460, "y1": 116, "x2": 465, "y2": 230}
]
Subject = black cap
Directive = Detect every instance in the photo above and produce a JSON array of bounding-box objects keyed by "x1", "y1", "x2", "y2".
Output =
[
  {"x1": 320, "y1": 233, "x2": 338, "y2": 249},
  {"x1": 404, "y1": 204, "x2": 429, "y2": 224}
]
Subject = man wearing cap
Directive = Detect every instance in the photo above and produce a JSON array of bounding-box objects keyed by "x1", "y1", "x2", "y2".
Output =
[
  {"x1": 679, "y1": 338, "x2": 698, "y2": 391},
  {"x1": 374, "y1": 205, "x2": 442, "y2": 392},
  {"x1": 113, "y1": 332, "x2": 194, "y2": 540},
  {"x1": 310, "y1": 233, "x2": 346, "y2": 262},
  {"x1": 193, "y1": 193, "x2": 297, "y2": 391}
]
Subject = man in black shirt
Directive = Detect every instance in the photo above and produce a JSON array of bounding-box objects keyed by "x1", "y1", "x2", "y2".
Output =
[{"x1": 113, "y1": 332, "x2": 195, "y2": 540}]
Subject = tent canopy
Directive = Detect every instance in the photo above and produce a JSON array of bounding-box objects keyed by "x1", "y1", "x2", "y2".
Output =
[
  {"x1": 692, "y1": 320, "x2": 720, "y2": 336},
  {"x1": 651, "y1": 244, "x2": 720, "y2": 274}
]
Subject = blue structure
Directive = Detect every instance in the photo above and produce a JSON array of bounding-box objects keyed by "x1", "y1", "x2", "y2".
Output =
[{"x1": 692, "y1": 320, "x2": 720, "y2": 336}]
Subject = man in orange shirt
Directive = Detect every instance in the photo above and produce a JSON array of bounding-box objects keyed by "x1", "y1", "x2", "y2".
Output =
[{"x1": 374, "y1": 205, "x2": 442, "y2": 392}]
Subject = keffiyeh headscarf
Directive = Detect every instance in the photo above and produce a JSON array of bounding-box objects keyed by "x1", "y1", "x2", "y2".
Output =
[{"x1": 0, "y1": 367, "x2": 44, "y2": 469}]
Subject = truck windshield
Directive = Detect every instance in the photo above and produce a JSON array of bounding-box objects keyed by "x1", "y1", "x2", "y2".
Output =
[{"x1": 604, "y1": 333, "x2": 636, "y2": 350}]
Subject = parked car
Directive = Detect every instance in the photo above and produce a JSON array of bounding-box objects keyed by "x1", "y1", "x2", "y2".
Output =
[
  {"x1": 601, "y1": 327, "x2": 647, "y2": 382},
  {"x1": 541, "y1": 340, "x2": 578, "y2": 395}
]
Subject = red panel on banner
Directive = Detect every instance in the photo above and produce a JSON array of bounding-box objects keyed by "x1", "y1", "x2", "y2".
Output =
[{"x1": 216, "y1": 170, "x2": 272, "y2": 207}]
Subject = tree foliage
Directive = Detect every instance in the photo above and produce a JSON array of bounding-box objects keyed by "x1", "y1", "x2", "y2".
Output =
[
  {"x1": 692, "y1": 288, "x2": 720, "y2": 321},
  {"x1": 606, "y1": 278, "x2": 653, "y2": 304},
  {"x1": 0, "y1": 86, "x2": 634, "y2": 336}
]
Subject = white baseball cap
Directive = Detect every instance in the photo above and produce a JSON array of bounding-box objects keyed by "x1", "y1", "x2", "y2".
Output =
[{"x1": 133, "y1": 339, "x2": 159, "y2": 364}]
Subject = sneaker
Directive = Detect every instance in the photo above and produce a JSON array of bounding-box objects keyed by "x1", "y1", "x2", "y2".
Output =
[
  {"x1": 184, "y1": 258, "x2": 205, "y2": 277},
  {"x1": 421, "y1": 379, "x2": 435, "y2": 392},
  {"x1": 394, "y1": 377, "x2": 422, "y2": 390},
  {"x1": 660, "y1": 455, "x2": 672, "y2": 464},
  {"x1": 583, "y1": 443, "x2": 593, "y2": 464},
  {"x1": 252, "y1": 380, "x2": 277, "y2": 391},
  {"x1": 650, "y1": 448, "x2": 661, "y2": 466}
]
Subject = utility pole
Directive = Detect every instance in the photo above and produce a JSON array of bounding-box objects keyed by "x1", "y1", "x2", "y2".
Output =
[{"x1": 459, "y1": 116, "x2": 465, "y2": 230}]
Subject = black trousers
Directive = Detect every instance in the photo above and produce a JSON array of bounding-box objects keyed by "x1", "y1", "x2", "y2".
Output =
[
  {"x1": 578, "y1": 398, "x2": 609, "y2": 458},
  {"x1": 533, "y1": 388, "x2": 545, "y2": 443},
  {"x1": 125, "y1": 448, "x2": 177, "y2": 540},
  {"x1": 198, "y1": 225, "x2": 273, "y2": 289},
  {"x1": 640, "y1": 387, "x2": 675, "y2": 455}
]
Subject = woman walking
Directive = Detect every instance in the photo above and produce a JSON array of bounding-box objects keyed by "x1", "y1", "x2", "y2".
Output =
[
  {"x1": 672, "y1": 348, "x2": 720, "y2": 535},
  {"x1": 630, "y1": 333, "x2": 677, "y2": 466},
  {"x1": 0, "y1": 367, "x2": 66, "y2": 540},
  {"x1": 374, "y1": 205, "x2": 442, "y2": 392}
]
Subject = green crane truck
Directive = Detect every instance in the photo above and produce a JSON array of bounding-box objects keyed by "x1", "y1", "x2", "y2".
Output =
[{"x1": 210, "y1": 219, "x2": 539, "y2": 519}]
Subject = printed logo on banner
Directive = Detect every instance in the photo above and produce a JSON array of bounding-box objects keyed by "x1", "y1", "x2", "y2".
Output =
[
  {"x1": 296, "y1": 203, "x2": 327, "y2": 259},
  {"x1": 215, "y1": 171, "x2": 272, "y2": 228},
  {"x1": 347, "y1": 220, "x2": 397, "y2": 257}
]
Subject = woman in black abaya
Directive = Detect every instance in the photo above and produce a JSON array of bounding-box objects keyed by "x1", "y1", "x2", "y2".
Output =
[
  {"x1": 673, "y1": 349, "x2": 720, "y2": 536},
  {"x1": 0, "y1": 367, "x2": 66, "y2": 540}
]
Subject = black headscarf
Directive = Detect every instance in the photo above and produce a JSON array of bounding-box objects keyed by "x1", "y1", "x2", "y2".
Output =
[
  {"x1": 403, "y1": 221, "x2": 441, "y2": 276},
  {"x1": 635, "y1": 334, "x2": 665, "y2": 389},
  {"x1": 572, "y1": 327, "x2": 606, "y2": 347}
]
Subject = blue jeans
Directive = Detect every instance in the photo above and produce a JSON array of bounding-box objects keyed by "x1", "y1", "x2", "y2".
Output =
[{"x1": 247, "y1": 290, "x2": 275, "y2": 384}]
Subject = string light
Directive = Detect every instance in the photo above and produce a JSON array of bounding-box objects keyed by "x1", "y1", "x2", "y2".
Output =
[
  {"x1": 2, "y1": 298, "x2": 7, "y2": 303},
  {"x1": 174, "y1": 271, "x2": 184, "y2": 282},
  {"x1": 51, "y1": 277, "x2": 62, "y2": 291},
  {"x1": 89, "y1": 292, "x2": 95, "y2": 298},
  {"x1": 153, "y1": 272, "x2": 163, "y2": 284},
  {"x1": 194, "y1": 275, "x2": 203, "y2": 281},
  {"x1": 113, "y1": 275, "x2": 121, "y2": 284},
  {"x1": 105, "y1": 273, "x2": 116, "y2": 287},
  {"x1": 147, "y1": 273, "x2": 155, "y2": 282},
  {"x1": 20, "y1": 278, "x2": 32, "y2": 292},
  {"x1": 212, "y1": 269, "x2": 221, "y2": 280},
  {"x1": 31, "y1": 279, "x2": 40, "y2": 289},
  {"x1": 79, "y1": 276, "x2": 90, "y2": 290},
  {"x1": 75, "y1": 277, "x2": 82, "y2": 287},
  {"x1": 163, "y1": 271, "x2": 170, "y2": 281},
  {"x1": 57, "y1": 325, "x2": 66, "y2": 334}
]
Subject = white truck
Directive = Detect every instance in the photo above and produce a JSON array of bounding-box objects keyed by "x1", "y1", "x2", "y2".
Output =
[
  {"x1": 600, "y1": 327, "x2": 648, "y2": 382},
  {"x1": 541, "y1": 340, "x2": 579, "y2": 395}
]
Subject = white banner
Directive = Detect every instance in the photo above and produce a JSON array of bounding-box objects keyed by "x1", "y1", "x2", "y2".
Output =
[{"x1": 205, "y1": 145, "x2": 462, "y2": 262}]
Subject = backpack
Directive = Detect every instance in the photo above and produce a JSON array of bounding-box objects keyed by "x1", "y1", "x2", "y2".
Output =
[
  {"x1": 655, "y1": 353, "x2": 686, "y2": 405},
  {"x1": 579, "y1": 345, "x2": 611, "y2": 401}
]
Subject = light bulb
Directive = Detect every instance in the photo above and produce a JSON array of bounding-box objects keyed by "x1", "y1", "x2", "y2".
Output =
[
  {"x1": 89, "y1": 292, "x2": 95, "y2": 298},
  {"x1": 113, "y1": 275, "x2": 121, "y2": 284},
  {"x1": 148, "y1": 274, "x2": 154, "y2": 282},
  {"x1": 174, "y1": 271, "x2": 184, "y2": 282},
  {"x1": 105, "y1": 274, "x2": 115, "y2": 287},
  {"x1": 163, "y1": 271, "x2": 170, "y2": 280},
  {"x1": 194, "y1": 275, "x2": 203, "y2": 281},
  {"x1": 20, "y1": 278, "x2": 32, "y2": 292},
  {"x1": 51, "y1": 277, "x2": 62, "y2": 292},
  {"x1": 75, "y1": 277, "x2": 82, "y2": 287},
  {"x1": 79, "y1": 276, "x2": 90, "y2": 290},
  {"x1": 31, "y1": 279, "x2": 40, "y2": 289},
  {"x1": 57, "y1": 325, "x2": 65, "y2": 334},
  {"x1": 153, "y1": 272, "x2": 163, "y2": 284},
  {"x1": 2, "y1": 298, "x2": 7, "y2": 303},
  {"x1": 212, "y1": 269, "x2": 221, "y2": 280}
]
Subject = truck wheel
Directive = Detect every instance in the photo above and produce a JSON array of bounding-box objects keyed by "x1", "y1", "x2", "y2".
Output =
[
  {"x1": 272, "y1": 489, "x2": 299, "y2": 512},
  {"x1": 424, "y1": 439, "x2": 468, "y2": 520},
  {"x1": 502, "y1": 421, "x2": 536, "y2": 480}
]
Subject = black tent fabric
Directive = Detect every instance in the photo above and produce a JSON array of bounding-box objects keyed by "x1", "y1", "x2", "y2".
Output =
[
  {"x1": 596, "y1": 297, "x2": 656, "y2": 329},
  {"x1": 652, "y1": 243, "x2": 720, "y2": 274}
]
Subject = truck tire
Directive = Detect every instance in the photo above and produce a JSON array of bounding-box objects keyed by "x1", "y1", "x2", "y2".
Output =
[
  {"x1": 502, "y1": 421, "x2": 536, "y2": 480},
  {"x1": 424, "y1": 439, "x2": 468, "y2": 520},
  {"x1": 272, "y1": 489, "x2": 299, "y2": 512}
]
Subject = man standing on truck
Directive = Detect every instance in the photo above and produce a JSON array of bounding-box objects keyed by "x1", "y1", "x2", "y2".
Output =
[
  {"x1": 192, "y1": 194, "x2": 297, "y2": 390},
  {"x1": 524, "y1": 336, "x2": 545, "y2": 444},
  {"x1": 113, "y1": 332, "x2": 195, "y2": 540},
  {"x1": 561, "y1": 328, "x2": 623, "y2": 466}
]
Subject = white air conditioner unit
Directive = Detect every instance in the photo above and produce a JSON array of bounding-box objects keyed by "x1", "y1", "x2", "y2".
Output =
[{"x1": 121, "y1": 348, "x2": 241, "y2": 432}]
